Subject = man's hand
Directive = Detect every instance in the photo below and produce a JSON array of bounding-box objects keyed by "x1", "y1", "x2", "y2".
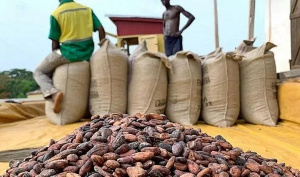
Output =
[
  {"x1": 173, "y1": 31, "x2": 182, "y2": 37},
  {"x1": 98, "y1": 26, "x2": 106, "y2": 42},
  {"x1": 52, "y1": 40, "x2": 60, "y2": 51}
]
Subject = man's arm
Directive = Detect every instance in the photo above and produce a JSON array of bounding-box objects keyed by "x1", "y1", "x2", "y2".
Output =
[
  {"x1": 175, "y1": 6, "x2": 195, "y2": 36},
  {"x1": 162, "y1": 13, "x2": 166, "y2": 35},
  {"x1": 52, "y1": 40, "x2": 60, "y2": 51},
  {"x1": 98, "y1": 26, "x2": 106, "y2": 42}
]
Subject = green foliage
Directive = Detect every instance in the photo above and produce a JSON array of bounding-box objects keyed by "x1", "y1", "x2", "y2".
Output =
[{"x1": 0, "y1": 69, "x2": 39, "y2": 99}]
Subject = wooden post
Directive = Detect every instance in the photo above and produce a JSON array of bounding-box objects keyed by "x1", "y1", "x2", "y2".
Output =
[
  {"x1": 248, "y1": 0, "x2": 256, "y2": 40},
  {"x1": 214, "y1": 0, "x2": 220, "y2": 49}
]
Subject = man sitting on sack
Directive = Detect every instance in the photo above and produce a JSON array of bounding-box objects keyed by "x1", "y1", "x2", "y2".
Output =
[
  {"x1": 161, "y1": 0, "x2": 195, "y2": 57},
  {"x1": 34, "y1": 0, "x2": 106, "y2": 113}
]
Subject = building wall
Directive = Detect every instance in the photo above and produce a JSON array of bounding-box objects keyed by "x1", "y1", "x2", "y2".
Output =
[{"x1": 266, "y1": 0, "x2": 291, "y2": 72}]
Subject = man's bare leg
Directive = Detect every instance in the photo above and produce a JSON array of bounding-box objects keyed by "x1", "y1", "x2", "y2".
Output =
[{"x1": 52, "y1": 91, "x2": 63, "y2": 113}]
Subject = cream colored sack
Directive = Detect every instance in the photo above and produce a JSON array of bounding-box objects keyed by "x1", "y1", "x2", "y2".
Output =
[
  {"x1": 128, "y1": 52, "x2": 171, "y2": 115},
  {"x1": 238, "y1": 42, "x2": 279, "y2": 126},
  {"x1": 46, "y1": 61, "x2": 90, "y2": 125},
  {"x1": 89, "y1": 39, "x2": 128, "y2": 116},
  {"x1": 128, "y1": 40, "x2": 147, "y2": 83},
  {"x1": 166, "y1": 51, "x2": 202, "y2": 126},
  {"x1": 202, "y1": 48, "x2": 241, "y2": 127}
]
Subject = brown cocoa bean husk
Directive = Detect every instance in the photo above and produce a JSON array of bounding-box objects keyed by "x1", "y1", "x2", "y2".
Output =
[
  {"x1": 174, "y1": 162, "x2": 188, "y2": 171},
  {"x1": 63, "y1": 166, "x2": 79, "y2": 173},
  {"x1": 29, "y1": 169, "x2": 38, "y2": 176},
  {"x1": 56, "y1": 172, "x2": 68, "y2": 177},
  {"x1": 32, "y1": 164, "x2": 43, "y2": 174},
  {"x1": 197, "y1": 167, "x2": 212, "y2": 177},
  {"x1": 219, "y1": 171, "x2": 230, "y2": 177},
  {"x1": 202, "y1": 145, "x2": 218, "y2": 153},
  {"x1": 19, "y1": 161, "x2": 38, "y2": 171},
  {"x1": 245, "y1": 162, "x2": 260, "y2": 173},
  {"x1": 66, "y1": 172, "x2": 81, "y2": 177},
  {"x1": 87, "y1": 144, "x2": 108, "y2": 157},
  {"x1": 188, "y1": 151, "x2": 197, "y2": 161},
  {"x1": 39, "y1": 169, "x2": 56, "y2": 176},
  {"x1": 126, "y1": 166, "x2": 147, "y2": 177},
  {"x1": 117, "y1": 156, "x2": 135, "y2": 164},
  {"x1": 105, "y1": 160, "x2": 120, "y2": 170},
  {"x1": 124, "y1": 134, "x2": 138, "y2": 142},
  {"x1": 150, "y1": 165, "x2": 170, "y2": 175},
  {"x1": 91, "y1": 154, "x2": 105, "y2": 166},
  {"x1": 143, "y1": 160, "x2": 155, "y2": 170},
  {"x1": 141, "y1": 147, "x2": 161, "y2": 155},
  {"x1": 147, "y1": 113, "x2": 164, "y2": 120},
  {"x1": 74, "y1": 131, "x2": 84, "y2": 143},
  {"x1": 75, "y1": 159, "x2": 85, "y2": 168},
  {"x1": 114, "y1": 167, "x2": 127, "y2": 176},
  {"x1": 76, "y1": 142, "x2": 91, "y2": 152},
  {"x1": 115, "y1": 144, "x2": 130, "y2": 155},
  {"x1": 120, "y1": 149, "x2": 137, "y2": 158},
  {"x1": 79, "y1": 159, "x2": 93, "y2": 176},
  {"x1": 229, "y1": 166, "x2": 242, "y2": 177},
  {"x1": 66, "y1": 143, "x2": 80, "y2": 150},
  {"x1": 166, "y1": 156, "x2": 176, "y2": 169},
  {"x1": 249, "y1": 172, "x2": 260, "y2": 177},
  {"x1": 59, "y1": 149, "x2": 79, "y2": 159},
  {"x1": 132, "y1": 152, "x2": 154, "y2": 162},
  {"x1": 188, "y1": 160, "x2": 200, "y2": 174},
  {"x1": 135, "y1": 162, "x2": 143, "y2": 168},
  {"x1": 217, "y1": 141, "x2": 233, "y2": 150},
  {"x1": 159, "y1": 148, "x2": 170, "y2": 158},
  {"x1": 181, "y1": 173, "x2": 195, "y2": 177},
  {"x1": 196, "y1": 160, "x2": 210, "y2": 166},
  {"x1": 155, "y1": 126, "x2": 165, "y2": 133},
  {"x1": 60, "y1": 143, "x2": 72, "y2": 152},
  {"x1": 208, "y1": 163, "x2": 223, "y2": 174},
  {"x1": 48, "y1": 143, "x2": 63, "y2": 151},
  {"x1": 103, "y1": 153, "x2": 119, "y2": 161},
  {"x1": 91, "y1": 121, "x2": 104, "y2": 129},
  {"x1": 44, "y1": 159, "x2": 68, "y2": 170},
  {"x1": 241, "y1": 168, "x2": 251, "y2": 176},
  {"x1": 122, "y1": 127, "x2": 139, "y2": 134},
  {"x1": 66, "y1": 154, "x2": 78, "y2": 162},
  {"x1": 259, "y1": 164, "x2": 274, "y2": 174},
  {"x1": 267, "y1": 173, "x2": 282, "y2": 177},
  {"x1": 174, "y1": 169, "x2": 187, "y2": 176},
  {"x1": 172, "y1": 142, "x2": 184, "y2": 156}
]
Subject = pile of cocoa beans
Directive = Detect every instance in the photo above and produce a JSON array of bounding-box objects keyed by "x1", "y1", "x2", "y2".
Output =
[{"x1": 3, "y1": 113, "x2": 300, "y2": 177}]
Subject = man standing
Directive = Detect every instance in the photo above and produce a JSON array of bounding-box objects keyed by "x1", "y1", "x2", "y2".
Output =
[
  {"x1": 161, "y1": 0, "x2": 195, "y2": 57},
  {"x1": 34, "y1": 0, "x2": 105, "y2": 113}
]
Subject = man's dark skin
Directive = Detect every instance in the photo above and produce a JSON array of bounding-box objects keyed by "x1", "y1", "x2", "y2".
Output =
[
  {"x1": 161, "y1": 0, "x2": 195, "y2": 37},
  {"x1": 52, "y1": 0, "x2": 106, "y2": 51}
]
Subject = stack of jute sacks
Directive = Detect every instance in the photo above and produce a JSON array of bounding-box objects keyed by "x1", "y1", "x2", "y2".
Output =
[
  {"x1": 46, "y1": 38, "x2": 279, "y2": 127},
  {"x1": 201, "y1": 40, "x2": 278, "y2": 127}
]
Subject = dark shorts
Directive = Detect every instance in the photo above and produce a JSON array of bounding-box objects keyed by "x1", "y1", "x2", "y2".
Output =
[{"x1": 164, "y1": 35, "x2": 183, "y2": 57}]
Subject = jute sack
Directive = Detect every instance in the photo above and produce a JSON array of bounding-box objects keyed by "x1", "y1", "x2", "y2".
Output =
[
  {"x1": 128, "y1": 52, "x2": 171, "y2": 115},
  {"x1": 46, "y1": 61, "x2": 90, "y2": 125},
  {"x1": 202, "y1": 48, "x2": 241, "y2": 127},
  {"x1": 128, "y1": 40, "x2": 147, "y2": 83},
  {"x1": 166, "y1": 51, "x2": 202, "y2": 126},
  {"x1": 238, "y1": 42, "x2": 279, "y2": 126},
  {"x1": 90, "y1": 39, "x2": 128, "y2": 116}
]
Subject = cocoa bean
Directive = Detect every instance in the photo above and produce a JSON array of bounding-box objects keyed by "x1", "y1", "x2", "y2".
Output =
[
  {"x1": 197, "y1": 168, "x2": 212, "y2": 177},
  {"x1": 79, "y1": 159, "x2": 93, "y2": 176},
  {"x1": 126, "y1": 166, "x2": 147, "y2": 177},
  {"x1": 105, "y1": 160, "x2": 120, "y2": 170},
  {"x1": 45, "y1": 159, "x2": 68, "y2": 169}
]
